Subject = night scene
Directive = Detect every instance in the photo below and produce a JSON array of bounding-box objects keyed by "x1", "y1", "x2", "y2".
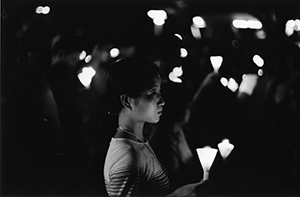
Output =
[{"x1": 1, "y1": 0, "x2": 300, "y2": 196}]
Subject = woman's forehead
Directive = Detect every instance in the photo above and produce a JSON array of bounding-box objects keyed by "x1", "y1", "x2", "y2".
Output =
[
  {"x1": 145, "y1": 75, "x2": 161, "y2": 90},
  {"x1": 152, "y1": 75, "x2": 161, "y2": 86}
]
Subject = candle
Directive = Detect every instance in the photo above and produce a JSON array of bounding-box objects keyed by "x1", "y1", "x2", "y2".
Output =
[
  {"x1": 217, "y1": 139, "x2": 234, "y2": 160},
  {"x1": 196, "y1": 146, "x2": 218, "y2": 180}
]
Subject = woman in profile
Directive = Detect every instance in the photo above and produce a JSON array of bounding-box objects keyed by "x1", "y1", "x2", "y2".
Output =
[{"x1": 103, "y1": 57, "x2": 207, "y2": 196}]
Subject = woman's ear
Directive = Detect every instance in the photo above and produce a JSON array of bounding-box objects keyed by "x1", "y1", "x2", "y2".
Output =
[{"x1": 120, "y1": 94, "x2": 132, "y2": 109}]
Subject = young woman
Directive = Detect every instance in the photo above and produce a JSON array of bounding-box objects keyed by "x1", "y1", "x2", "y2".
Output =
[{"x1": 103, "y1": 57, "x2": 206, "y2": 196}]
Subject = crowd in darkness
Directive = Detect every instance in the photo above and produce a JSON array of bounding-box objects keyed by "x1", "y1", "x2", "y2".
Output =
[{"x1": 1, "y1": 0, "x2": 300, "y2": 196}]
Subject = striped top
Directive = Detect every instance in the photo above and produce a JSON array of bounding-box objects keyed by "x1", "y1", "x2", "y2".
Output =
[{"x1": 104, "y1": 138, "x2": 170, "y2": 196}]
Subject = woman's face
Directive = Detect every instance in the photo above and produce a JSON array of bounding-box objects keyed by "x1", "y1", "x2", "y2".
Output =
[{"x1": 131, "y1": 76, "x2": 165, "y2": 124}]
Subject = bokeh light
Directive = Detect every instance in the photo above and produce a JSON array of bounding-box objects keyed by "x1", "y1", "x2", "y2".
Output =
[
  {"x1": 42, "y1": 6, "x2": 50, "y2": 14},
  {"x1": 220, "y1": 77, "x2": 229, "y2": 87},
  {"x1": 173, "y1": 66, "x2": 183, "y2": 77},
  {"x1": 192, "y1": 16, "x2": 206, "y2": 28},
  {"x1": 36, "y1": 6, "x2": 43, "y2": 14},
  {"x1": 36, "y1": 6, "x2": 50, "y2": 14},
  {"x1": 253, "y1": 54, "x2": 264, "y2": 67},
  {"x1": 174, "y1": 33, "x2": 183, "y2": 40},
  {"x1": 147, "y1": 10, "x2": 167, "y2": 26},
  {"x1": 85, "y1": 55, "x2": 92, "y2": 63},
  {"x1": 180, "y1": 48, "x2": 188, "y2": 58},
  {"x1": 169, "y1": 71, "x2": 182, "y2": 83},
  {"x1": 238, "y1": 74, "x2": 258, "y2": 96},
  {"x1": 247, "y1": 20, "x2": 262, "y2": 29},
  {"x1": 217, "y1": 139, "x2": 234, "y2": 160},
  {"x1": 255, "y1": 30, "x2": 266, "y2": 39},
  {"x1": 110, "y1": 48, "x2": 120, "y2": 58},
  {"x1": 190, "y1": 25, "x2": 201, "y2": 39},
  {"x1": 78, "y1": 67, "x2": 96, "y2": 89},
  {"x1": 258, "y1": 69, "x2": 264, "y2": 76},
  {"x1": 285, "y1": 19, "x2": 300, "y2": 36},
  {"x1": 232, "y1": 20, "x2": 248, "y2": 29},
  {"x1": 233, "y1": 19, "x2": 262, "y2": 29},
  {"x1": 79, "y1": 50, "x2": 87, "y2": 60},
  {"x1": 228, "y1": 78, "x2": 239, "y2": 92}
]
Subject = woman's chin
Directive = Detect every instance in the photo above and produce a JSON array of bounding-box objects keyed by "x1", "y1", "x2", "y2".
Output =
[{"x1": 151, "y1": 118, "x2": 160, "y2": 124}]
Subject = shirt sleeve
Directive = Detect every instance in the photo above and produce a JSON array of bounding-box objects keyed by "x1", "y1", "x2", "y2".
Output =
[
  {"x1": 107, "y1": 165, "x2": 141, "y2": 197},
  {"x1": 105, "y1": 144, "x2": 142, "y2": 197}
]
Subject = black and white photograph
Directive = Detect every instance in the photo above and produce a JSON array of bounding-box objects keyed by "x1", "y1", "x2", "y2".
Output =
[{"x1": 1, "y1": 0, "x2": 300, "y2": 196}]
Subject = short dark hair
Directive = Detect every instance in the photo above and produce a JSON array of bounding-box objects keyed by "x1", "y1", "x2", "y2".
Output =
[{"x1": 106, "y1": 57, "x2": 160, "y2": 115}]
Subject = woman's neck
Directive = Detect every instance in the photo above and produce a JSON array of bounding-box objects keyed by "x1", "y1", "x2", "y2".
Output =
[{"x1": 118, "y1": 111, "x2": 145, "y2": 141}]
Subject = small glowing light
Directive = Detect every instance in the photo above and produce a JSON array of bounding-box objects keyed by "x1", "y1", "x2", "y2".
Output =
[
  {"x1": 228, "y1": 78, "x2": 239, "y2": 92},
  {"x1": 36, "y1": 6, "x2": 43, "y2": 14},
  {"x1": 192, "y1": 16, "x2": 206, "y2": 28},
  {"x1": 180, "y1": 48, "x2": 188, "y2": 58},
  {"x1": 258, "y1": 69, "x2": 263, "y2": 76},
  {"x1": 85, "y1": 55, "x2": 92, "y2": 63},
  {"x1": 217, "y1": 139, "x2": 234, "y2": 160},
  {"x1": 238, "y1": 74, "x2": 258, "y2": 96},
  {"x1": 232, "y1": 19, "x2": 248, "y2": 29},
  {"x1": 196, "y1": 146, "x2": 218, "y2": 180},
  {"x1": 253, "y1": 54, "x2": 264, "y2": 67},
  {"x1": 169, "y1": 72, "x2": 182, "y2": 83},
  {"x1": 285, "y1": 19, "x2": 300, "y2": 36},
  {"x1": 233, "y1": 19, "x2": 262, "y2": 29},
  {"x1": 79, "y1": 50, "x2": 87, "y2": 60},
  {"x1": 78, "y1": 67, "x2": 96, "y2": 89},
  {"x1": 210, "y1": 56, "x2": 223, "y2": 73},
  {"x1": 42, "y1": 6, "x2": 50, "y2": 14},
  {"x1": 147, "y1": 10, "x2": 167, "y2": 26},
  {"x1": 247, "y1": 20, "x2": 262, "y2": 29},
  {"x1": 110, "y1": 48, "x2": 120, "y2": 58},
  {"x1": 285, "y1": 19, "x2": 296, "y2": 36},
  {"x1": 220, "y1": 77, "x2": 228, "y2": 87},
  {"x1": 190, "y1": 25, "x2": 201, "y2": 39},
  {"x1": 174, "y1": 33, "x2": 183, "y2": 40},
  {"x1": 256, "y1": 30, "x2": 266, "y2": 39},
  {"x1": 173, "y1": 66, "x2": 183, "y2": 77},
  {"x1": 147, "y1": 10, "x2": 167, "y2": 20}
]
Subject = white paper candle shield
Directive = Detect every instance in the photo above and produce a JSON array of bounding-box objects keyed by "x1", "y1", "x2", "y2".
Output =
[
  {"x1": 196, "y1": 146, "x2": 218, "y2": 180},
  {"x1": 210, "y1": 56, "x2": 223, "y2": 73},
  {"x1": 217, "y1": 139, "x2": 234, "y2": 160}
]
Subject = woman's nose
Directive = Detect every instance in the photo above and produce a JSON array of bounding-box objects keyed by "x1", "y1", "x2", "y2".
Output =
[{"x1": 158, "y1": 94, "x2": 165, "y2": 106}]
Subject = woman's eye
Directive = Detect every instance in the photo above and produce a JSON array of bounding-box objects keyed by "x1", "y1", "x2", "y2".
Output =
[
  {"x1": 154, "y1": 91, "x2": 162, "y2": 97},
  {"x1": 149, "y1": 90, "x2": 160, "y2": 96},
  {"x1": 150, "y1": 92, "x2": 157, "y2": 96}
]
